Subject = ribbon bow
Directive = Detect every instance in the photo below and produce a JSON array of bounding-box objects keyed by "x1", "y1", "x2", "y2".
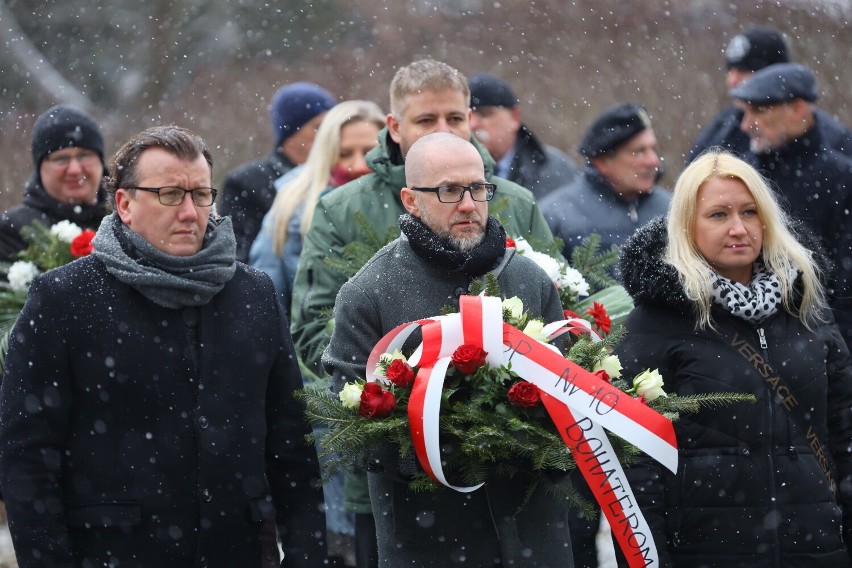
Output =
[{"x1": 366, "y1": 295, "x2": 676, "y2": 567}]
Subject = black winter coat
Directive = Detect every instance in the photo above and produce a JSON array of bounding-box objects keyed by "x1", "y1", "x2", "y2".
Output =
[
  {"x1": 0, "y1": 175, "x2": 109, "y2": 261},
  {"x1": 0, "y1": 258, "x2": 325, "y2": 567},
  {"x1": 219, "y1": 150, "x2": 296, "y2": 262},
  {"x1": 687, "y1": 105, "x2": 852, "y2": 164},
  {"x1": 615, "y1": 218, "x2": 852, "y2": 568},
  {"x1": 753, "y1": 126, "x2": 852, "y2": 349}
]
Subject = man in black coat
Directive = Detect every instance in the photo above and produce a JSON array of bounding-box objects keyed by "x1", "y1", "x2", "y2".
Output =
[
  {"x1": 0, "y1": 105, "x2": 110, "y2": 261},
  {"x1": 218, "y1": 82, "x2": 335, "y2": 262},
  {"x1": 468, "y1": 73, "x2": 578, "y2": 200},
  {"x1": 731, "y1": 62, "x2": 852, "y2": 350},
  {"x1": 0, "y1": 126, "x2": 325, "y2": 567},
  {"x1": 687, "y1": 26, "x2": 851, "y2": 164}
]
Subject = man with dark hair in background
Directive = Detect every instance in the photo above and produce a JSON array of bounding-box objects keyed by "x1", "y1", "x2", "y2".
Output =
[
  {"x1": 468, "y1": 72, "x2": 578, "y2": 200},
  {"x1": 219, "y1": 82, "x2": 335, "y2": 261}
]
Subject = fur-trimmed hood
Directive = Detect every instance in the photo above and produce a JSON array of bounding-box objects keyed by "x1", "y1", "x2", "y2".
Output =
[
  {"x1": 618, "y1": 217, "x2": 692, "y2": 313},
  {"x1": 618, "y1": 216, "x2": 835, "y2": 313}
]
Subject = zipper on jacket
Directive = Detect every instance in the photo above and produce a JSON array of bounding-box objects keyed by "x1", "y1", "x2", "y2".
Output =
[
  {"x1": 757, "y1": 327, "x2": 768, "y2": 350},
  {"x1": 755, "y1": 325, "x2": 782, "y2": 567}
]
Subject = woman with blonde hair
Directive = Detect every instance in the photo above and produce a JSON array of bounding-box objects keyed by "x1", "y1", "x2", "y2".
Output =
[
  {"x1": 250, "y1": 100, "x2": 385, "y2": 314},
  {"x1": 616, "y1": 150, "x2": 852, "y2": 567}
]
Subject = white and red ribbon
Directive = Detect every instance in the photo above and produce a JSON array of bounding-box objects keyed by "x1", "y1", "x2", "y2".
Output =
[{"x1": 365, "y1": 295, "x2": 676, "y2": 567}]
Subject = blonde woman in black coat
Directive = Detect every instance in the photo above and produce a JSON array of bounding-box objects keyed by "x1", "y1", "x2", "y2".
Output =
[{"x1": 616, "y1": 150, "x2": 852, "y2": 567}]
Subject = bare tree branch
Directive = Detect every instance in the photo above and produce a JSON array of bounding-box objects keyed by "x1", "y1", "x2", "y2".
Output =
[{"x1": 0, "y1": 2, "x2": 94, "y2": 111}]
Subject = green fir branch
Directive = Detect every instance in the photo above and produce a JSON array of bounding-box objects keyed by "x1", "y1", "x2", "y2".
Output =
[
  {"x1": 650, "y1": 392, "x2": 756, "y2": 414},
  {"x1": 570, "y1": 234, "x2": 620, "y2": 293},
  {"x1": 324, "y1": 211, "x2": 398, "y2": 277}
]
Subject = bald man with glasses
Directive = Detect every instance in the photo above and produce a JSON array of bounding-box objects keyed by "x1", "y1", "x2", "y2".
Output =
[{"x1": 324, "y1": 132, "x2": 572, "y2": 567}]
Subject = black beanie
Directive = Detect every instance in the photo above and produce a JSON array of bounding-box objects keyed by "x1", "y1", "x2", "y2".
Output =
[
  {"x1": 31, "y1": 105, "x2": 105, "y2": 171},
  {"x1": 578, "y1": 103, "x2": 652, "y2": 158},
  {"x1": 469, "y1": 73, "x2": 518, "y2": 108},
  {"x1": 725, "y1": 27, "x2": 789, "y2": 72}
]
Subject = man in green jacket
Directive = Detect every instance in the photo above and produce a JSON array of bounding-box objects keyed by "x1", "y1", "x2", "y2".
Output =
[
  {"x1": 291, "y1": 59, "x2": 553, "y2": 378},
  {"x1": 290, "y1": 59, "x2": 554, "y2": 567}
]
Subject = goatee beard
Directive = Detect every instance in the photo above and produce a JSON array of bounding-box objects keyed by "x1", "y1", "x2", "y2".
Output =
[{"x1": 448, "y1": 231, "x2": 485, "y2": 251}]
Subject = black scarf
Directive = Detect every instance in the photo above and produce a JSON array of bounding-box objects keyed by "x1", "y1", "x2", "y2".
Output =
[{"x1": 398, "y1": 213, "x2": 506, "y2": 276}]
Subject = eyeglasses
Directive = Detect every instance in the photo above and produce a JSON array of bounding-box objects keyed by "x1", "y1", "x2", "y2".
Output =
[
  {"x1": 127, "y1": 186, "x2": 218, "y2": 207},
  {"x1": 410, "y1": 183, "x2": 496, "y2": 203},
  {"x1": 44, "y1": 150, "x2": 100, "y2": 169}
]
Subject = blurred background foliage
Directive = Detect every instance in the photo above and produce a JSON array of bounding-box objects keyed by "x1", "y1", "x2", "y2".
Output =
[{"x1": 1, "y1": 0, "x2": 850, "y2": 209}]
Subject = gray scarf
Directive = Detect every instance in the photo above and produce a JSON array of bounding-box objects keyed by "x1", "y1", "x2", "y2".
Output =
[{"x1": 92, "y1": 213, "x2": 237, "y2": 309}]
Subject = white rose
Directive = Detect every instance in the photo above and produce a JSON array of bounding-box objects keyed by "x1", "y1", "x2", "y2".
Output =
[
  {"x1": 502, "y1": 296, "x2": 524, "y2": 321},
  {"x1": 633, "y1": 369, "x2": 667, "y2": 401},
  {"x1": 522, "y1": 319, "x2": 548, "y2": 342},
  {"x1": 592, "y1": 354, "x2": 623, "y2": 379},
  {"x1": 338, "y1": 382, "x2": 364, "y2": 409},
  {"x1": 7, "y1": 261, "x2": 40, "y2": 293},
  {"x1": 525, "y1": 249, "x2": 562, "y2": 283},
  {"x1": 557, "y1": 265, "x2": 590, "y2": 298},
  {"x1": 50, "y1": 220, "x2": 83, "y2": 243},
  {"x1": 377, "y1": 349, "x2": 407, "y2": 376}
]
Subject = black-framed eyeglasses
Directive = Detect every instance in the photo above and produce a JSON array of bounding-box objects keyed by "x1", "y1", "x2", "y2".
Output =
[
  {"x1": 410, "y1": 183, "x2": 496, "y2": 203},
  {"x1": 127, "y1": 186, "x2": 218, "y2": 207}
]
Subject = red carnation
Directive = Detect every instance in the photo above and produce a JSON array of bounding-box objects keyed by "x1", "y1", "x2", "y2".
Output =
[
  {"x1": 594, "y1": 369, "x2": 611, "y2": 383},
  {"x1": 505, "y1": 237, "x2": 516, "y2": 248},
  {"x1": 386, "y1": 359, "x2": 415, "y2": 388},
  {"x1": 359, "y1": 383, "x2": 396, "y2": 419},
  {"x1": 451, "y1": 344, "x2": 488, "y2": 375},
  {"x1": 586, "y1": 301, "x2": 612, "y2": 335},
  {"x1": 70, "y1": 230, "x2": 96, "y2": 257},
  {"x1": 507, "y1": 381, "x2": 541, "y2": 407}
]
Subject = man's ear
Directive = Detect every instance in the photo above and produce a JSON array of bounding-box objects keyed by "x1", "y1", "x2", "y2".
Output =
[
  {"x1": 387, "y1": 113, "x2": 401, "y2": 144},
  {"x1": 510, "y1": 106, "x2": 522, "y2": 129},
  {"x1": 789, "y1": 99, "x2": 811, "y2": 123},
  {"x1": 400, "y1": 187, "x2": 419, "y2": 217},
  {"x1": 115, "y1": 189, "x2": 133, "y2": 225}
]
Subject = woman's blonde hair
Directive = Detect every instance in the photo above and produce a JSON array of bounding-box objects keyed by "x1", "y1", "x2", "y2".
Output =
[
  {"x1": 666, "y1": 149, "x2": 826, "y2": 329},
  {"x1": 269, "y1": 100, "x2": 385, "y2": 254}
]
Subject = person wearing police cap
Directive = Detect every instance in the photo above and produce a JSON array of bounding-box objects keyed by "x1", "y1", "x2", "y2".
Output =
[
  {"x1": 687, "y1": 26, "x2": 851, "y2": 164},
  {"x1": 541, "y1": 103, "x2": 670, "y2": 265},
  {"x1": 731, "y1": 62, "x2": 852, "y2": 351},
  {"x1": 0, "y1": 104, "x2": 111, "y2": 261},
  {"x1": 219, "y1": 82, "x2": 335, "y2": 262},
  {"x1": 468, "y1": 73, "x2": 578, "y2": 200}
]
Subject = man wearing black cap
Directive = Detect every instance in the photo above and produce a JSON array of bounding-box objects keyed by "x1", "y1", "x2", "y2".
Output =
[
  {"x1": 468, "y1": 73, "x2": 578, "y2": 200},
  {"x1": 219, "y1": 82, "x2": 335, "y2": 262},
  {"x1": 0, "y1": 105, "x2": 110, "y2": 261},
  {"x1": 540, "y1": 103, "x2": 670, "y2": 264},
  {"x1": 732, "y1": 62, "x2": 852, "y2": 349},
  {"x1": 687, "y1": 26, "x2": 851, "y2": 163}
]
